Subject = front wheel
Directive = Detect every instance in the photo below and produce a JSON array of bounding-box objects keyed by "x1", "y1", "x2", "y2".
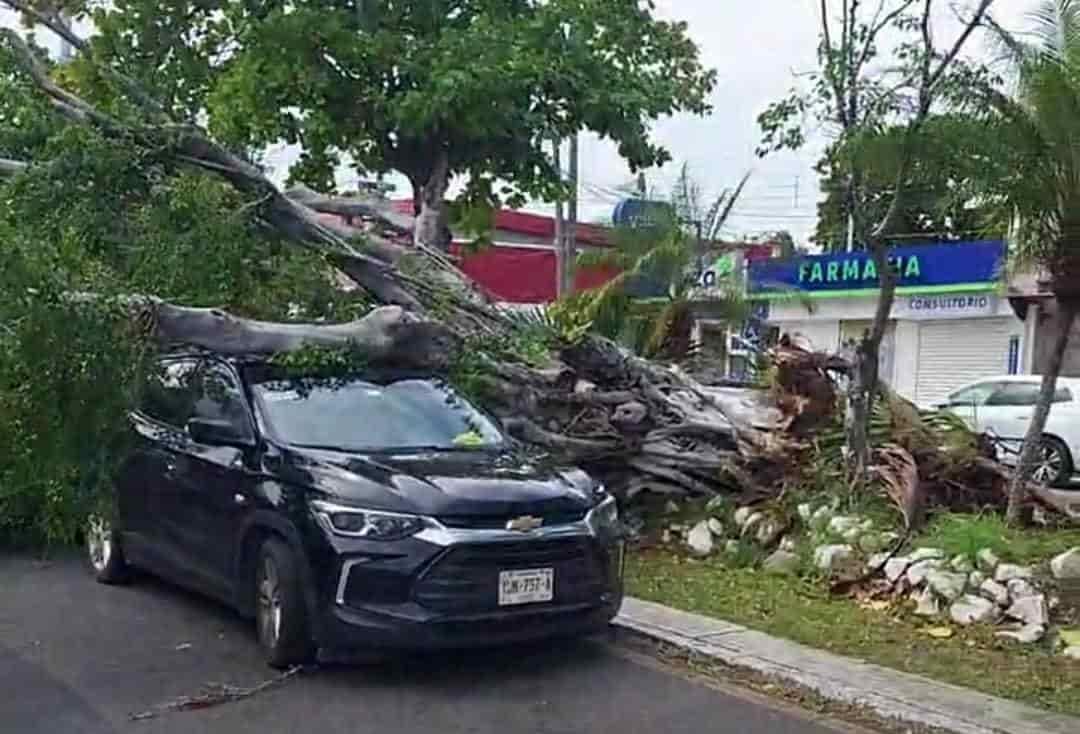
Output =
[
  {"x1": 255, "y1": 538, "x2": 315, "y2": 669},
  {"x1": 1032, "y1": 436, "x2": 1073, "y2": 487},
  {"x1": 86, "y1": 514, "x2": 128, "y2": 584}
]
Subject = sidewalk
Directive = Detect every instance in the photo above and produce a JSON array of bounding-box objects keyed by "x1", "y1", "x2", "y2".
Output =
[{"x1": 614, "y1": 597, "x2": 1080, "y2": 734}]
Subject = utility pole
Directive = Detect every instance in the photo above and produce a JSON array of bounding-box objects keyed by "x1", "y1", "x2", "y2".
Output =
[
  {"x1": 561, "y1": 134, "x2": 578, "y2": 298},
  {"x1": 552, "y1": 138, "x2": 565, "y2": 297}
]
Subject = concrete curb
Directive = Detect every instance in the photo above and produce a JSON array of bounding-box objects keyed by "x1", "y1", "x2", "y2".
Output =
[{"x1": 615, "y1": 597, "x2": 1080, "y2": 734}]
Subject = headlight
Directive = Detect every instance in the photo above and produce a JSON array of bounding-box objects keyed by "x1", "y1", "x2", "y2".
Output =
[
  {"x1": 585, "y1": 493, "x2": 619, "y2": 535},
  {"x1": 311, "y1": 500, "x2": 430, "y2": 541}
]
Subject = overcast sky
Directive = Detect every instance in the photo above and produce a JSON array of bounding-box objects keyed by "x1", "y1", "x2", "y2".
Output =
[{"x1": 3, "y1": 1, "x2": 1032, "y2": 244}]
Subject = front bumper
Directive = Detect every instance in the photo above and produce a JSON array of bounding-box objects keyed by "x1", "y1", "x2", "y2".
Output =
[{"x1": 310, "y1": 520, "x2": 625, "y2": 651}]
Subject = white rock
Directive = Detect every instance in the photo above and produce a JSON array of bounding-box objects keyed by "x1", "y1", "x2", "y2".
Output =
[
  {"x1": 950, "y1": 555, "x2": 975, "y2": 574},
  {"x1": 1064, "y1": 646, "x2": 1080, "y2": 660},
  {"x1": 573, "y1": 379, "x2": 597, "y2": 395},
  {"x1": 912, "y1": 587, "x2": 941, "y2": 617},
  {"x1": 907, "y1": 559, "x2": 945, "y2": 587},
  {"x1": 797, "y1": 503, "x2": 814, "y2": 522},
  {"x1": 968, "y1": 570, "x2": 986, "y2": 589},
  {"x1": 780, "y1": 536, "x2": 798, "y2": 552},
  {"x1": 1006, "y1": 578, "x2": 1038, "y2": 600},
  {"x1": 840, "y1": 527, "x2": 862, "y2": 544},
  {"x1": 755, "y1": 519, "x2": 784, "y2": 547},
  {"x1": 814, "y1": 544, "x2": 859, "y2": 575},
  {"x1": 975, "y1": 548, "x2": 1001, "y2": 573},
  {"x1": 1050, "y1": 547, "x2": 1080, "y2": 580},
  {"x1": 949, "y1": 595, "x2": 997, "y2": 625},
  {"x1": 707, "y1": 518, "x2": 725, "y2": 537},
  {"x1": 686, "y1": 521, "x2": 714, "y2": 557},
  {"x1": 868, "y1": 553, "x2": 890, "y2": 570},
  {"x1": 763, "y1": 550, "x2": 801, "y2": 575},
  {"x1": 884, "y1": 557, "x2": 911, "y2": 583},
  {"x1": 661, "y1": 529, "x2": 672, "y2": 544},
  {"x1": 910, "y1": 547, "x2": 946, "y2": 562},
  {"x1": 995, "y1": 563, "x2": 1034, "y2": 583},
  {"x1": 979, "y1": 579, "x2": 1010, "y2": 607},
  {"x1": 809, "y1": 505, "x2": 833, "y2": 531},
  {"x1": 724, "y1": 539, "x2": 741, "y2": 554},
  {"x1": 858, "y1": 532, "x2": 895, "y2": 554},
  {"x1": 828, "y1": 515, "x2": 863, "y2": 536},
  {"x1": 705, "y1": 495, "x2": 727, "y2": 513},
  {"x1": 927, "y1": 570, "x2": 968, "y2": 601},
  {"x1": 996, "y1": 624, "x2": 1046, "y2": 644},
  {"x1": 1006, "y1": 594, "x2": 1049, "y2": 628},
  {"x1": 732, "y1": 506, "x2": 754, "y2": 528}
]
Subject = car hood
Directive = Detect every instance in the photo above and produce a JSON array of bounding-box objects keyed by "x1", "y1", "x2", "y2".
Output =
[{"x1": 272, "y1": 445, "x2": 595, "y2": 518}]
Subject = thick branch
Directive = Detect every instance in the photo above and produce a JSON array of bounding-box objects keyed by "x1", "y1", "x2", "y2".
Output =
[
  {"x1": 0, "y1": 157, "x2": 28, "y2": 176},
  {"x1": 285, "y1": 184, "x2": 415, "y2": 233},
  {"x1": 924, "y1": 0, "x2": 995, "y2": 99}
]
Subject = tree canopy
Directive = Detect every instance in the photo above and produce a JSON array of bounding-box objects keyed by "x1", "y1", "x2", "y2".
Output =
[{"x1": 57, "y1": 0, "x2": 715, "y2": 215}]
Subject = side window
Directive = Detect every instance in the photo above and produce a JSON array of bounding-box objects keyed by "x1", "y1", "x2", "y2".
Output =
[
  {"x1": 948, "y1": 382, "x2": 1000, "y2": 407},
  {"x1": 192, "y1": 363, "x2": 252, "y2": 437},
  {"x1": 140, "y1": 360, "x2": 200, "y2": 427},
  {"x1": 986, "y1": 383, "x2": 1040, "y2": 407},
  {"x1": 1054, "y1": 386, "x2": 1073, "y2": 403}
]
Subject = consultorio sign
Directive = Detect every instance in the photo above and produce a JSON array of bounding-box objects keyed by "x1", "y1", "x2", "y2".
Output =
[{"x1": 897, "y1": 293, "x2": 998, "y2": 319}]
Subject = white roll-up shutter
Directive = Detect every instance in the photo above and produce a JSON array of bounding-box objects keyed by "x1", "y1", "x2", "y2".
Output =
[{"x1": 915, "y1": 319, "x2": 1016, "y2": 405}]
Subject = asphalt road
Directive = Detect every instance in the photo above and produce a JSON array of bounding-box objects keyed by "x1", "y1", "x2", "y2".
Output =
[{"x1": 0, "y1": 555, "x2": 859, "y2": 734}]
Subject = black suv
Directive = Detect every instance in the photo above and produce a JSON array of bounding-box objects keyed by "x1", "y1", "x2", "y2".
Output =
[{"x1": 86, "y1": 353, "x2": 624, "y2": 667}]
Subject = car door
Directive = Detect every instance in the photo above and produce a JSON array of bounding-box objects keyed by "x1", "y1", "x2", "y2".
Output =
[
  {"x1": 119, "y1": 358, "x2": 201, "y2": 567},
  {"x1": 163, "y1": 360, "x2": 259, "y2": 600},
  {"x1": 983, "y1": 382, "x2": 1042, "y2": 442},
  {"x1": 942, "y1": 381, "x2": 1002, "y2": 433}
]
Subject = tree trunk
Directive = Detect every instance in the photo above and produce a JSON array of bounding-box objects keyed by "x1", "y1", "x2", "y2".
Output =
[
  {"x1": 414, "y1": 150, "x2": 450, "y2": 252},
  {"x1": 1006, "y1": 299, "x2": 1078, "y2": 523},
  {"x1": 844, "y1": 241, "x2": 897, "y2": 476}
]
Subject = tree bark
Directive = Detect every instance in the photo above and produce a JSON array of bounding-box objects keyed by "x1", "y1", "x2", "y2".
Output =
[
  {"x1": 147, "y1": 302, "x2": 459, "y2": 369},
  {"x1": 1006, "y1": 299, "x2": 1078, "y2": 523},
  {"x1": 844, "y1": 240, "x2": 897, "y2": 477},
  {"x1": 414, "y1": 150, "x2": 450, "y2": 251}
]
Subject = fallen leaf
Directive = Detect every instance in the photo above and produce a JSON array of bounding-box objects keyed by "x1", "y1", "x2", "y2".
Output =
[{"x1": 924, "y1": 626, "x2": 954, "y2": 639}]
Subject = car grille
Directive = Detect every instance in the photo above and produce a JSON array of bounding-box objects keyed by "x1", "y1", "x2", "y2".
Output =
[
  {"x1": 435, "y1": 510, "x2": 586, "y2": 529},
  {"x1": 414, "y1": 538, "x2": 606, "y2": 615}
]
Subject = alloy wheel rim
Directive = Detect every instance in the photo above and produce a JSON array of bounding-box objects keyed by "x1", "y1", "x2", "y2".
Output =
[
  {"x1": 86, "y1": 515, "x2": 112, "y2": 572},
  {"x1": 1032, "y1": 444, "x2": 1063, "y2": 484},
  {"x1": 257, "y1": 557, "x2": 282, "y2": 648}
]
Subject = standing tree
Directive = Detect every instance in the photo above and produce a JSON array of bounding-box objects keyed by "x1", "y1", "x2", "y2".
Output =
[
  {"x1": 42, "y1": 0, "x2": 715, "y2": 252},
  {"x1": 985, "y1": 1, "x2": 1080, "y2": 521},
  {"x1": 757, "y1": 0, "x2": 996, "y2": 475},
  {"x1": 567, "y1": 171, "x2": 750, "y2": 360}
]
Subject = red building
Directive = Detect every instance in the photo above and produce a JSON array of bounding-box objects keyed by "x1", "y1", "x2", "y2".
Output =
[{"x1": 387, "y1": 201, "x2": 619, "y2": 305}]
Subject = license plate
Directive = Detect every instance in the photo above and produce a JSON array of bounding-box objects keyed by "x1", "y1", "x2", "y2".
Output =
[{"x1": 498, "y1": 568, "x2": 554, "y2": 606}]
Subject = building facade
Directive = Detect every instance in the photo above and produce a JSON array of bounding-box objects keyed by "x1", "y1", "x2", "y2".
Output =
[{"x1": 744, "y1": 241, "x2": 1030, "y2": 406}]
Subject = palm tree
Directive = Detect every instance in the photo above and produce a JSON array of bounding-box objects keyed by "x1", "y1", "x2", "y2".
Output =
[
  {"x1": 562, "y1": 171, "x2": 751, "y2": 361},
  {"x1": 989, "y1": 1, "x2": 1080, "y2": 521}
]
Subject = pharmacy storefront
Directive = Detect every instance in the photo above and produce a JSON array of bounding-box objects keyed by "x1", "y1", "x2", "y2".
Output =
[{"x1": 747, "y1": 241, "x2": 1028, "y2": 406}]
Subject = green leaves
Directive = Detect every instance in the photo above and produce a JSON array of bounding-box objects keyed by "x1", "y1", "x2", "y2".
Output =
[{"x1": 85, "y1": 0, "x2": 714, "y2": 205}]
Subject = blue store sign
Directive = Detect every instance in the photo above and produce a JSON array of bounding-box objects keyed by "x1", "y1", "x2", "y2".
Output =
[{"x1": 747, "y1": 241, "x2": 1005, "y2": 298}]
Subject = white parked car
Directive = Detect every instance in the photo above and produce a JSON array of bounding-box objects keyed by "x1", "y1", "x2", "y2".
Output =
[{"x1": 937, "y1": 375, "x2": 1080, "y2": 487}]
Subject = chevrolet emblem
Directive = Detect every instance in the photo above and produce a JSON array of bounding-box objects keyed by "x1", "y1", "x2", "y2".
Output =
[{"x1": 505, "y1": 515, "x2": 543, "y2": 532}]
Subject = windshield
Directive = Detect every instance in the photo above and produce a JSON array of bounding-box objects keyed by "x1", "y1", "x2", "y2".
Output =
[{"x1": 252, "y1": 377, "x2": 504, "y2": 451}]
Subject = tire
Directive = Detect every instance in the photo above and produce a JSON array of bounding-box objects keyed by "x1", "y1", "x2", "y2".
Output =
[
  {"x1": 1032, "y1": 435, "x2": 1073, "y2": 488},
  {"x1": 254, "y1": 537, "x2": 315, "y2": 669},
  {"x1": 86, "y1": 514, "x2": 128, "y2": 584}
]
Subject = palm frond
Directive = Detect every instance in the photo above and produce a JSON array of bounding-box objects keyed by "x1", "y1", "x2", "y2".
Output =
[{"x1": 706, "y1": 170, "x2": 752, "y2": 240}]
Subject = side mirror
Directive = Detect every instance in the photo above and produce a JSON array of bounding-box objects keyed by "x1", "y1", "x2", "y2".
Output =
[{"x1": 187, "y1": 417, "x2": 253, "y2": 448}]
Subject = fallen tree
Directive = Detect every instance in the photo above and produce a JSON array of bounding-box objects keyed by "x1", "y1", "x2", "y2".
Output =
[{"x1": 0, "y1": 10, "x2": 1070, "y2": 539}]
